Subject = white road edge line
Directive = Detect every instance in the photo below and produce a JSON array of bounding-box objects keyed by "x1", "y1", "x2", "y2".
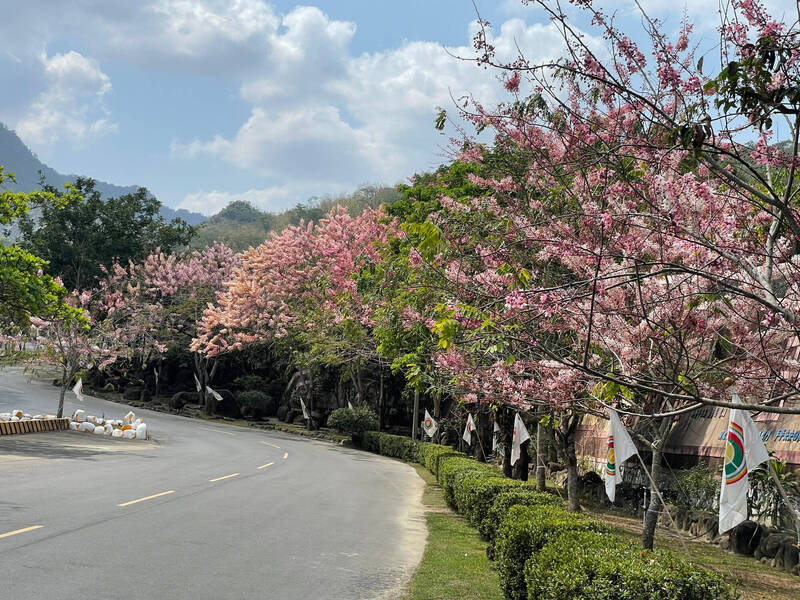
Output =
[
  {"x1": 257, "y1": 462, "x2": 274, "y2": 470},
  {"x1": 261, "y1": 441, "x2": 280, "y2": 449}
]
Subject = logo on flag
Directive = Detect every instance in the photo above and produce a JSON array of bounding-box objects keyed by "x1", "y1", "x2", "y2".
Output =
[
  {"x1": 72, "y1": 377, "x2": 85, "y2": 402},
  {"x1": 605, "y1": 435, "x2": 616, "y2": 477},
  {"x1": 423, "y1": 409, "x2": 438, "y2": 438},
  {"x1": 724, "y1": 422, "x2": 747, "y2": 485}
]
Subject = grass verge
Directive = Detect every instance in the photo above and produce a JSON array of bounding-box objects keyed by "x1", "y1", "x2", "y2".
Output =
[{"x1": 403, "y1": 465, "x2": 503, "y2": 600}]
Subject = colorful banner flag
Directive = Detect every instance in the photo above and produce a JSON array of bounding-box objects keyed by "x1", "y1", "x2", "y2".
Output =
[
  {"x1": 719, "y1": 389, "x2": 770, "y2": 534},
  {"x1": 510, "y1": 413, "x2": 530, "y2": 465},
  {"x1": 423, "y1": 409, "x2": 438, "y2": 438},
  {"x1": 72, "y1": 377, "x2": 85, "y2": 402},
  {"x1": 462, "y1": 413, "x2": 476, "y2": 445},
  {"x1": 604, "y1": 409, "x2": 638, "y2": 502}
]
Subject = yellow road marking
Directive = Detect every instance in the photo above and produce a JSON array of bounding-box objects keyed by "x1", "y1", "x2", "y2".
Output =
[
  {"x1": 0, "y1": 525, "x2": 43, "y2": 539},
  {"x1": 283, "y1": 452, "x2": 288, "y2": 460},
  {"x1": 209, "y1": 473, "x2": 239, "y2": 482},
  {"x1": 118, "y1": 490, "x2": 175, "y2": 507},
  {"x1": 257, "y1": 462, "x2": 274, "y2": 470},
  {"x1": 261, "y1": 441, "x2": 280, "y2": 449},
  {"x1": 198, "y1": 427, "x2": 235, "y2": 436}
]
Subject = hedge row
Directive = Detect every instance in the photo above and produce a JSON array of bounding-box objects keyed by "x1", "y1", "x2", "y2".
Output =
[{"x1": 357, "y1": 431, "x2": 734, "y2": 600}]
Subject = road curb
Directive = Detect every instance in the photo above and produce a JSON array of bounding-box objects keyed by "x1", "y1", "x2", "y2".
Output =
[{"x1": 0, "y1": 418, "x2": 70, "y2": 435}]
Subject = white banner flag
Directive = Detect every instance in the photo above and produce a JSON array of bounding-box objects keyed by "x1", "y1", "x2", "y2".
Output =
[
  {"x1": 72, "y1": 377, "x2": 85, "y2": 402},
  {"x1": 493, "y1": 421, "x2": 501, "y2": 452},
  {"x1": 423, "y1": 409, "x2": 438, "y2": 438},
  {"x1": 348, "y1": 401, "x2": 354, "y2": 410},
  {"x1": 719, "y1": 389, "x2": 770, "y2": 534},
  {"x1": 206, "y1": 386, "x2": 222, "y2": 403},
  {"x1": 194, "y1": 374, "x2": 202, "y2": 393},
  {"x1": 462, "y1": 413, "x2": 476, "y2": 445},
  {"x1": 300, "y1": 398, "x2": 310, "y2": 420},
  {"x1": 604, "y1": 409, "x2": 639, "y2": 502},
  {"x1": 510, "y1": 413, "x2": 530, "y2": 465}
]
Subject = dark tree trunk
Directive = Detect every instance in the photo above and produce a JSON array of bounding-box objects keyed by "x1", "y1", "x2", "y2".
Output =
[
  {"x1": 378, "y1": 370, "x2": 384, "y2": 430},
  {"x1": 535, "y1": 421, "x2": 546, "y2": 491},
  {"x1": 554, "y1": 413, "x2": 581, "y2": 512},
  {"x1": 642, "y1": 441, "x2": 665, "y2": 550},
  {"x1": 514, "y1": 440, "x2": 530, "y2": 480}
]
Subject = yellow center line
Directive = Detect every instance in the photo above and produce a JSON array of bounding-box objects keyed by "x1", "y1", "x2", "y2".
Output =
[
  {"x1": 118, "y1": 490, "x2": 175, "y2": 507},
  {"x1": 260, "y1": 441, "x2": 280, "y2": 449},
  {"x1": 257, "y1": 462, "x2": 274, "y2": 470},
  {"x1": 209, "y1": 473, "x2": 239, "y2": 482},
  {"x1": 0, "y1": 525, "x2": 43, "y2": 539},
  {"x1": 283, "y1": 452, "x2": 288, "y2": 460}
]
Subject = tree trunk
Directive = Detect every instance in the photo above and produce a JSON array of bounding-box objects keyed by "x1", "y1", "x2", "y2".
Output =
[
  {"x1": 642, "y1": 441, "x2": 665, "y2": 550},
  {"x1": 378, "y1": 370, "x2": 384, "y2": 431},
  {"x1": 514, "y1": 441, "x2": 530, "y2": 480},
  {"x1": 411, "y1": 389, "x2": 419, "y2": 441},
  {"x1": 57, "y1": 375, "x2": 67, "y2": 418},
  {"x1": 536, "y1": 421, "x2": 546, "y2": 491},
  {"x1": 565, "y1": 434, "x2": 580, "y2": 512}
]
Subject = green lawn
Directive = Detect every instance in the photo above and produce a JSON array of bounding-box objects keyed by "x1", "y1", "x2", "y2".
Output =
[{"x1": 403, "y1": 466, "x2": 503, "y2": 600}]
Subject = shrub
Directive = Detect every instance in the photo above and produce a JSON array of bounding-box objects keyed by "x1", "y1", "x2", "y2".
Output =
[
  {"x1": 360, "y1": 431, "x2": 382, "y2": 453},
  {"x1": 457, "y1": 477, "x2": 526, "y2": 528},
  {"x1": 482, "y1": 489, "x2": 563, "y2": 559},
  {"x1": 233, "y1": 374, "x2": 267, "y2": 391},
  {"x1": 525, "y1": 530, "x2": 737, "y2": 600},
  {"x1": 495, "y1": 505, "x2": 609, "y2": 600},
  {"x1": 276, "y1": 405, "x2": 288, "y2": 422},
  {"x1": 437, "y1": 456, "x2": 498, "y2": 508},
  {"x1": 378, "y1": 434, "x2": 419, "y2": 461},
  {"x1": 237, "y1": 390, "x2": 274, "y2": 419},
  {"x1": 416, "y1": 442, "x2": 462, "y2": 476},
  {"x1": 327, "y1": 406, "x2": 378, "y2": 441}
]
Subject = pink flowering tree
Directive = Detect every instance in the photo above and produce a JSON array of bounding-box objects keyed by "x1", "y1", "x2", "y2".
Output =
[
  {"x1": 24, "y1": 289, "x2": 120, "y2": 417},
  {"x1": 193, "y1": 208, "x2": 397, "y2": 421},
  {"x1": 96, "y1": 243, "x2": 238, "y2": 412}
]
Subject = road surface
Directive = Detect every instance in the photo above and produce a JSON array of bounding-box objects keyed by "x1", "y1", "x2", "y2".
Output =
[{"x1": 0, "y1": 368, "x2": 426, "y2": 599}]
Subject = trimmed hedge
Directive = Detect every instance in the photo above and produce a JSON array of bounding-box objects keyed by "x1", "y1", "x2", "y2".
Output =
[
  {"x1": 327, "y1": 406, "x2": 378, "y2": 439},
  {"x1": 525, "y1": 530, "x2": 737, "y2": 600},
  {"x1": 482, "y1": 488, "x2": 562, "y2": 560},
  {"x1": 356, "y1": 430, "x2": 736, "y2": 600},
  {"x1": 495, "y1": 505, "x2": 610, "y2": 600}
]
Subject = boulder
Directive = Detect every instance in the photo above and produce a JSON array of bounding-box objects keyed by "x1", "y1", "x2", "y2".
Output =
[
  {"x1": 169, "y1": 391, "x2": 197, "y2": 409},
  {"x1": 756, "y1": 530, "x2": 786, "y2": 560},
  {"x1": 213, "y1": 389, "x2": 241, "y2": 418},
  {"x1": 775, "y1": 539, "x2": 799, "y2": 573},
  {"x1": 728, "y1": 520, "x2": 765, "y2": 556},
  {"x1": 276, "y1": 405, "x2": 289, "y2": 422}
]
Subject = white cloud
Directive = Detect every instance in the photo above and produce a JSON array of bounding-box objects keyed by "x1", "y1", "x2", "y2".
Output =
[
  {"x1": 16, "y1": 51, "x2": 116, "y2": 148},
  {"x1": 171, "y1": 8, "x2": 580, "y2": 193}
]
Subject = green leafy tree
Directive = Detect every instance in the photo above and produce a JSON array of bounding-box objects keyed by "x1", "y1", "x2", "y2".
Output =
[
  {"x1": 0, "y1": 166, "x2": 82, "y2": 332},
  {"x1": 18, "y1": 178, "x2": 195, "y2": 289}
]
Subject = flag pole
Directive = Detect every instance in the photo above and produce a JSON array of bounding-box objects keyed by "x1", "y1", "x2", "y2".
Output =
[{"x1": 767, "y1": 459, "x2": 800, "y2": 548}]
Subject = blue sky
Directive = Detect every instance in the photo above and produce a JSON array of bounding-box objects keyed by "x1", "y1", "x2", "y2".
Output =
[{"x1": 0, "y1": 1, "x2": 794, "y2": 215}]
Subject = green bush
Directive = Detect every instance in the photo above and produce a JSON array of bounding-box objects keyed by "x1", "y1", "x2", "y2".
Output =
[
  {"x1": 233, "y1": 375, "x2": 267, "y2": 390},
  {"x1": 416, "y1": 442, "x2": 462, "y2": 476},
  {"x1": 327, "y1": 406, "x2": 379, "y2": 441},
  {"x1": 237, "y1": 390, "x2": 274, "y2": 419},
  {"x1": 437, "y1": 456, "x2": 498, "y2": 508},
  {"x1": 525, "y1": 530, "x2": 736, "y2": 600},
  {"x1": 360, "y1": 430, "x2": 382, "y2": 453},
  {"x1": 495, "y1": 505, "x2": 609, "y2": 600},
  {"x1": 457, "y1": 477, "x2": 527, "y2": 528},
  {"x1": 482, "y1": 489, "x2": 563, "y2": 559},
  {"x1": 378, "y1": 433, "x2": 419, "y2": 461}
]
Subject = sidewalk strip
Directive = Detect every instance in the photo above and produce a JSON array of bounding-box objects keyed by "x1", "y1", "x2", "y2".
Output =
[
  {"x1": 209, "y1": 473, "x2": 239, "y2": 482},
  {"x1": 118, "y1": 490, "x2": 175, "y2": 507},
  {"x1": 0, "y1": 525, "x2": 43, "y2": 539},
  {"x1": 257, "y1": 462, "x2": 274, "y2": 470}
]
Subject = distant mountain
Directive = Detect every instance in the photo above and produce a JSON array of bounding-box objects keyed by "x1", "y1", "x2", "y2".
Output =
[{"x1": 0, "y1": 123, "x2": 206, "y2": 226}]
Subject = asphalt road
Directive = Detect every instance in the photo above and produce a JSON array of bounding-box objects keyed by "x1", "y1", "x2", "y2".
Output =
[{"x1": 0, "y1": 368, "x2": 426, "y2": 600}]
